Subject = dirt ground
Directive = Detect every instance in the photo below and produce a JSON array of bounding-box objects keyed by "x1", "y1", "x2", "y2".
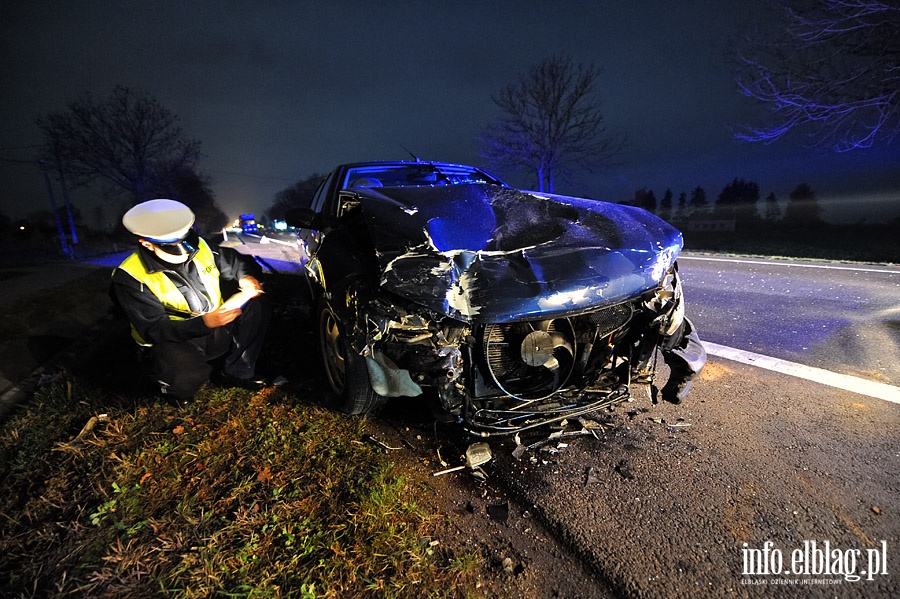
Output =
[{"x1": 362, "y1": 398, "x2": 617, "y2": 599}]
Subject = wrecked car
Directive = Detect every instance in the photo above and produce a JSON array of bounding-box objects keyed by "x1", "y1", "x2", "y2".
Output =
[{"x1": 286, "y1": 161, "x2": 706, "y2": 436}]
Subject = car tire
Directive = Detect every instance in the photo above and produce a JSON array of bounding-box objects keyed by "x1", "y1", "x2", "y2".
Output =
[{"x1": 317, "y1": 298, "x2": 385, "y2": 414}]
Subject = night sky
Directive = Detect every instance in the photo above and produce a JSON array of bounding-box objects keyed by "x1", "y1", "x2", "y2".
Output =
[{"x1": 2, "y1": 0, "x2": 898, "y2": 228}]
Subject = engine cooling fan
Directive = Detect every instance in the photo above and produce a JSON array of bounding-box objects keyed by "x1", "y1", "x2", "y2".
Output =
[{"x1": 483, "y1": 318, "x2": 576, "y2": 400}]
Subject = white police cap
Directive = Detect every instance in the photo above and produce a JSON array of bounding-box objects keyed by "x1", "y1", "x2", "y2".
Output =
[{"x1": 122, "y1": 199, "x2": 195, "y2": 242}]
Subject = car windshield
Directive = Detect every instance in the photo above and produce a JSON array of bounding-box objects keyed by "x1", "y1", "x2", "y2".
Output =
[{"x1": 342, "y1": 163, "x2": 502, "y2": 189}]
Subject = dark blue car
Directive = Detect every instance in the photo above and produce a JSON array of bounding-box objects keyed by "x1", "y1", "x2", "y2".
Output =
[{"x1": 287, "y1": 161, "x2": 705, "y2": 435}]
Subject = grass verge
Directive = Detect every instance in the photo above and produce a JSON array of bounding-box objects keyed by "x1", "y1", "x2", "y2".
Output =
[{"x1": 0, "y1": 377, "x2": 482, "y2": 598}]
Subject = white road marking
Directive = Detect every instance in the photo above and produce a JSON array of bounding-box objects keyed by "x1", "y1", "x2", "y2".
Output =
[
  {"x1": 239, "y1": 233, "x2": 298, "y2": 247},
  {"x1": 703, "y1": 341, "x2": 900, "y2": 405},
  {"x1": 679, "y1": 255, "x2": 900, "y2": 275}
]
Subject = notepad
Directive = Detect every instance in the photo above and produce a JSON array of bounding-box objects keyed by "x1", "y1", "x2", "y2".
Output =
[{"x1": 220, "y1": 288, "x2": 261, "y2": 311}]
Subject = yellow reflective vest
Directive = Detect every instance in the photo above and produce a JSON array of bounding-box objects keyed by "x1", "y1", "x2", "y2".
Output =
[{"x1": 117, "y1": 238, "x2": 222, "y2": 345}]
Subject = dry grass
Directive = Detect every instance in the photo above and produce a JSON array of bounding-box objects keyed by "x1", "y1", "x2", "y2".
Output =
[{"x1": 0, "y1": 377, "x2": 483, "y2": 598}]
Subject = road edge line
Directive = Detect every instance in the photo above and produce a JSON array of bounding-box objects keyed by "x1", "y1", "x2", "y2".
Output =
[
  {"x1": 702, "y1": 341, "x2": 900, "y2": 405},
  {"x1": 678, "y1": 255, "x2": 900, "y2": 274}
]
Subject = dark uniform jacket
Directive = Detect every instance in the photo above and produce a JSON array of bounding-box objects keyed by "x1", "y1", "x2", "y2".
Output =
[{"x1": 111, "y1": 240, "x2": 262, "y2": 346}]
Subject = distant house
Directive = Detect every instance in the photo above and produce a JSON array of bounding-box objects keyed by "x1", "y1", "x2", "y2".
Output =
[{"x1": 684, "y1": 217, "x2": 735, "y2": 232}]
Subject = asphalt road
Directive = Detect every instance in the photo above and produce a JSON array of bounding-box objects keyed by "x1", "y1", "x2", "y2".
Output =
[
  {"x1": 678, "y1": 254, "x2": 900, "y2": 386},
  {"x1": 220, "y1": 230, "x2": 305, "y2": 274},
  {"x1": 232, "y1": 238, "x2": 900, "y2": 597}
]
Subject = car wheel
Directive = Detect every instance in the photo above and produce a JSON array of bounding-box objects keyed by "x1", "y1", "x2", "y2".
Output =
[{"x1": 317, "y1": 298, "x2": 384, "y2": 414}]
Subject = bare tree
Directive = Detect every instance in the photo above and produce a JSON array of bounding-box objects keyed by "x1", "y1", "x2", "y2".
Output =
[
  {"x1": 158, "y1": 166, "x2": 229, "y2": 233},
  {"x1": 736, "y1": 0, "x2": 900, "y2": 151},
  {"x1": 480, "y1": 56, "x2": 624, "y2": 192},
  {"x1": 37, "y1": 85, "x2": 202, "y2": 204}
]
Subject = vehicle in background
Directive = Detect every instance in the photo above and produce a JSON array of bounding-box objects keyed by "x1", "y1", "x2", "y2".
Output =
[{"x1": 240, "y1": 214, "x2": 258, "y2": 234}]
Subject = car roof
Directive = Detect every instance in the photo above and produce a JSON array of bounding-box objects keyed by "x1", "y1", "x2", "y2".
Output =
[{"x1": 336, "y1": 160, "x2": 483, "y2": 170}]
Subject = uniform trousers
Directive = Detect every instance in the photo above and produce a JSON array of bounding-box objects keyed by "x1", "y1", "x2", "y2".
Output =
[{"x1": 151, "y1": 296, "x2": 272, "y2": 398}]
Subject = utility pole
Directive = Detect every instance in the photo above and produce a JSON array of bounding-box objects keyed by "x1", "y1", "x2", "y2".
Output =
[
  {"x1": 53, "y1": 141, "x2": 78, "y2": 246},
  {"x1": 39, "y1": 160, "x2": 71, "y2": 258}
]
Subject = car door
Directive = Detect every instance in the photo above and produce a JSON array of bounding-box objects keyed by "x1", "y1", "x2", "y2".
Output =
[{"x1": 297, "y1": 171, "x2": 336, "y2": 265}]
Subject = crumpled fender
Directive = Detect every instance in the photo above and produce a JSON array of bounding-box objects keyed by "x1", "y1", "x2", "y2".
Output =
[{"x1": 661, "y1": 317, "x2": 707, "y2": 380}]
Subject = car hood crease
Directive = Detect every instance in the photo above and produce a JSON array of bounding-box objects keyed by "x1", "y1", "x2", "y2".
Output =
[{"x1": 354, "y1": 184, "x2": 682, "y2": 323}]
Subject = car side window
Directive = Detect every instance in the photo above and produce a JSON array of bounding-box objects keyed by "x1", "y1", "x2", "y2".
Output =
[{"x1": 311, "y1": 172, "x2": 335, "y2": 214}]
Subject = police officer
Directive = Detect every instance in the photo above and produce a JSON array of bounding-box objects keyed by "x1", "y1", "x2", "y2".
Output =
[{"x1": 111, "y1": 199, "x2": 272, "y2": 401}]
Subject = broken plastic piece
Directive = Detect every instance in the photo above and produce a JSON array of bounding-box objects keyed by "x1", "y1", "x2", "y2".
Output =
[
  {"x1": 470, "y1": 468, "x2": 488, "y2": 481},
  {"x1": 432, "y1": 442, "x2": 492, "y2": 476},
  {"x1": 511, "y1": 443, "x2": 527, "y2": 460},
  {"x1": 363, "y1": 434, "x2": 401, "y2": 451}
]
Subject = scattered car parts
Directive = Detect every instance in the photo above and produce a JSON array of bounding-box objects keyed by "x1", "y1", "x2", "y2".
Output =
[{"x1": 433, "y1": 442, "x2": 493, "y2": 476}]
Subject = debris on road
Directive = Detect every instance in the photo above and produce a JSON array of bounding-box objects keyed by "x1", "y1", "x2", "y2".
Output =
[
  {"x1": 433, "y1": 442, "x2": 492, "y2": 476},
  {"x1": 648, "y1": 416, "x2": 691, "y2": 428},
  {"x1": 363, "y1": 434, "x2": 402, "y2": 451},
  {"x1": 511, "y1": 418, "x2": 608, "y2": 459},
  {"x1": 614, "y1": 459, "x2": 634, "y2": 480},
  {"x1": 53, "y1": 413, "x2": 109, "y2": 453}
]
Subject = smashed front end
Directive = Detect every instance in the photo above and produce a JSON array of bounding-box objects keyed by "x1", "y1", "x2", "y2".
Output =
[{"x1": 312, "y1": 185, "x2": 706, "y2": 435}]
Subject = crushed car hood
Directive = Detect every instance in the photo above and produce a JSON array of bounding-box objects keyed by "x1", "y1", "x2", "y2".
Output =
[{"x1": 355, "y1": 184, "x2": 682, "y2": 323}]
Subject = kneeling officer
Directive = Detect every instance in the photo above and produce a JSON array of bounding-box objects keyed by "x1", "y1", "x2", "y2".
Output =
[{"x1": 111, "y1": 199, "x2": 271, "y2": 400}]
